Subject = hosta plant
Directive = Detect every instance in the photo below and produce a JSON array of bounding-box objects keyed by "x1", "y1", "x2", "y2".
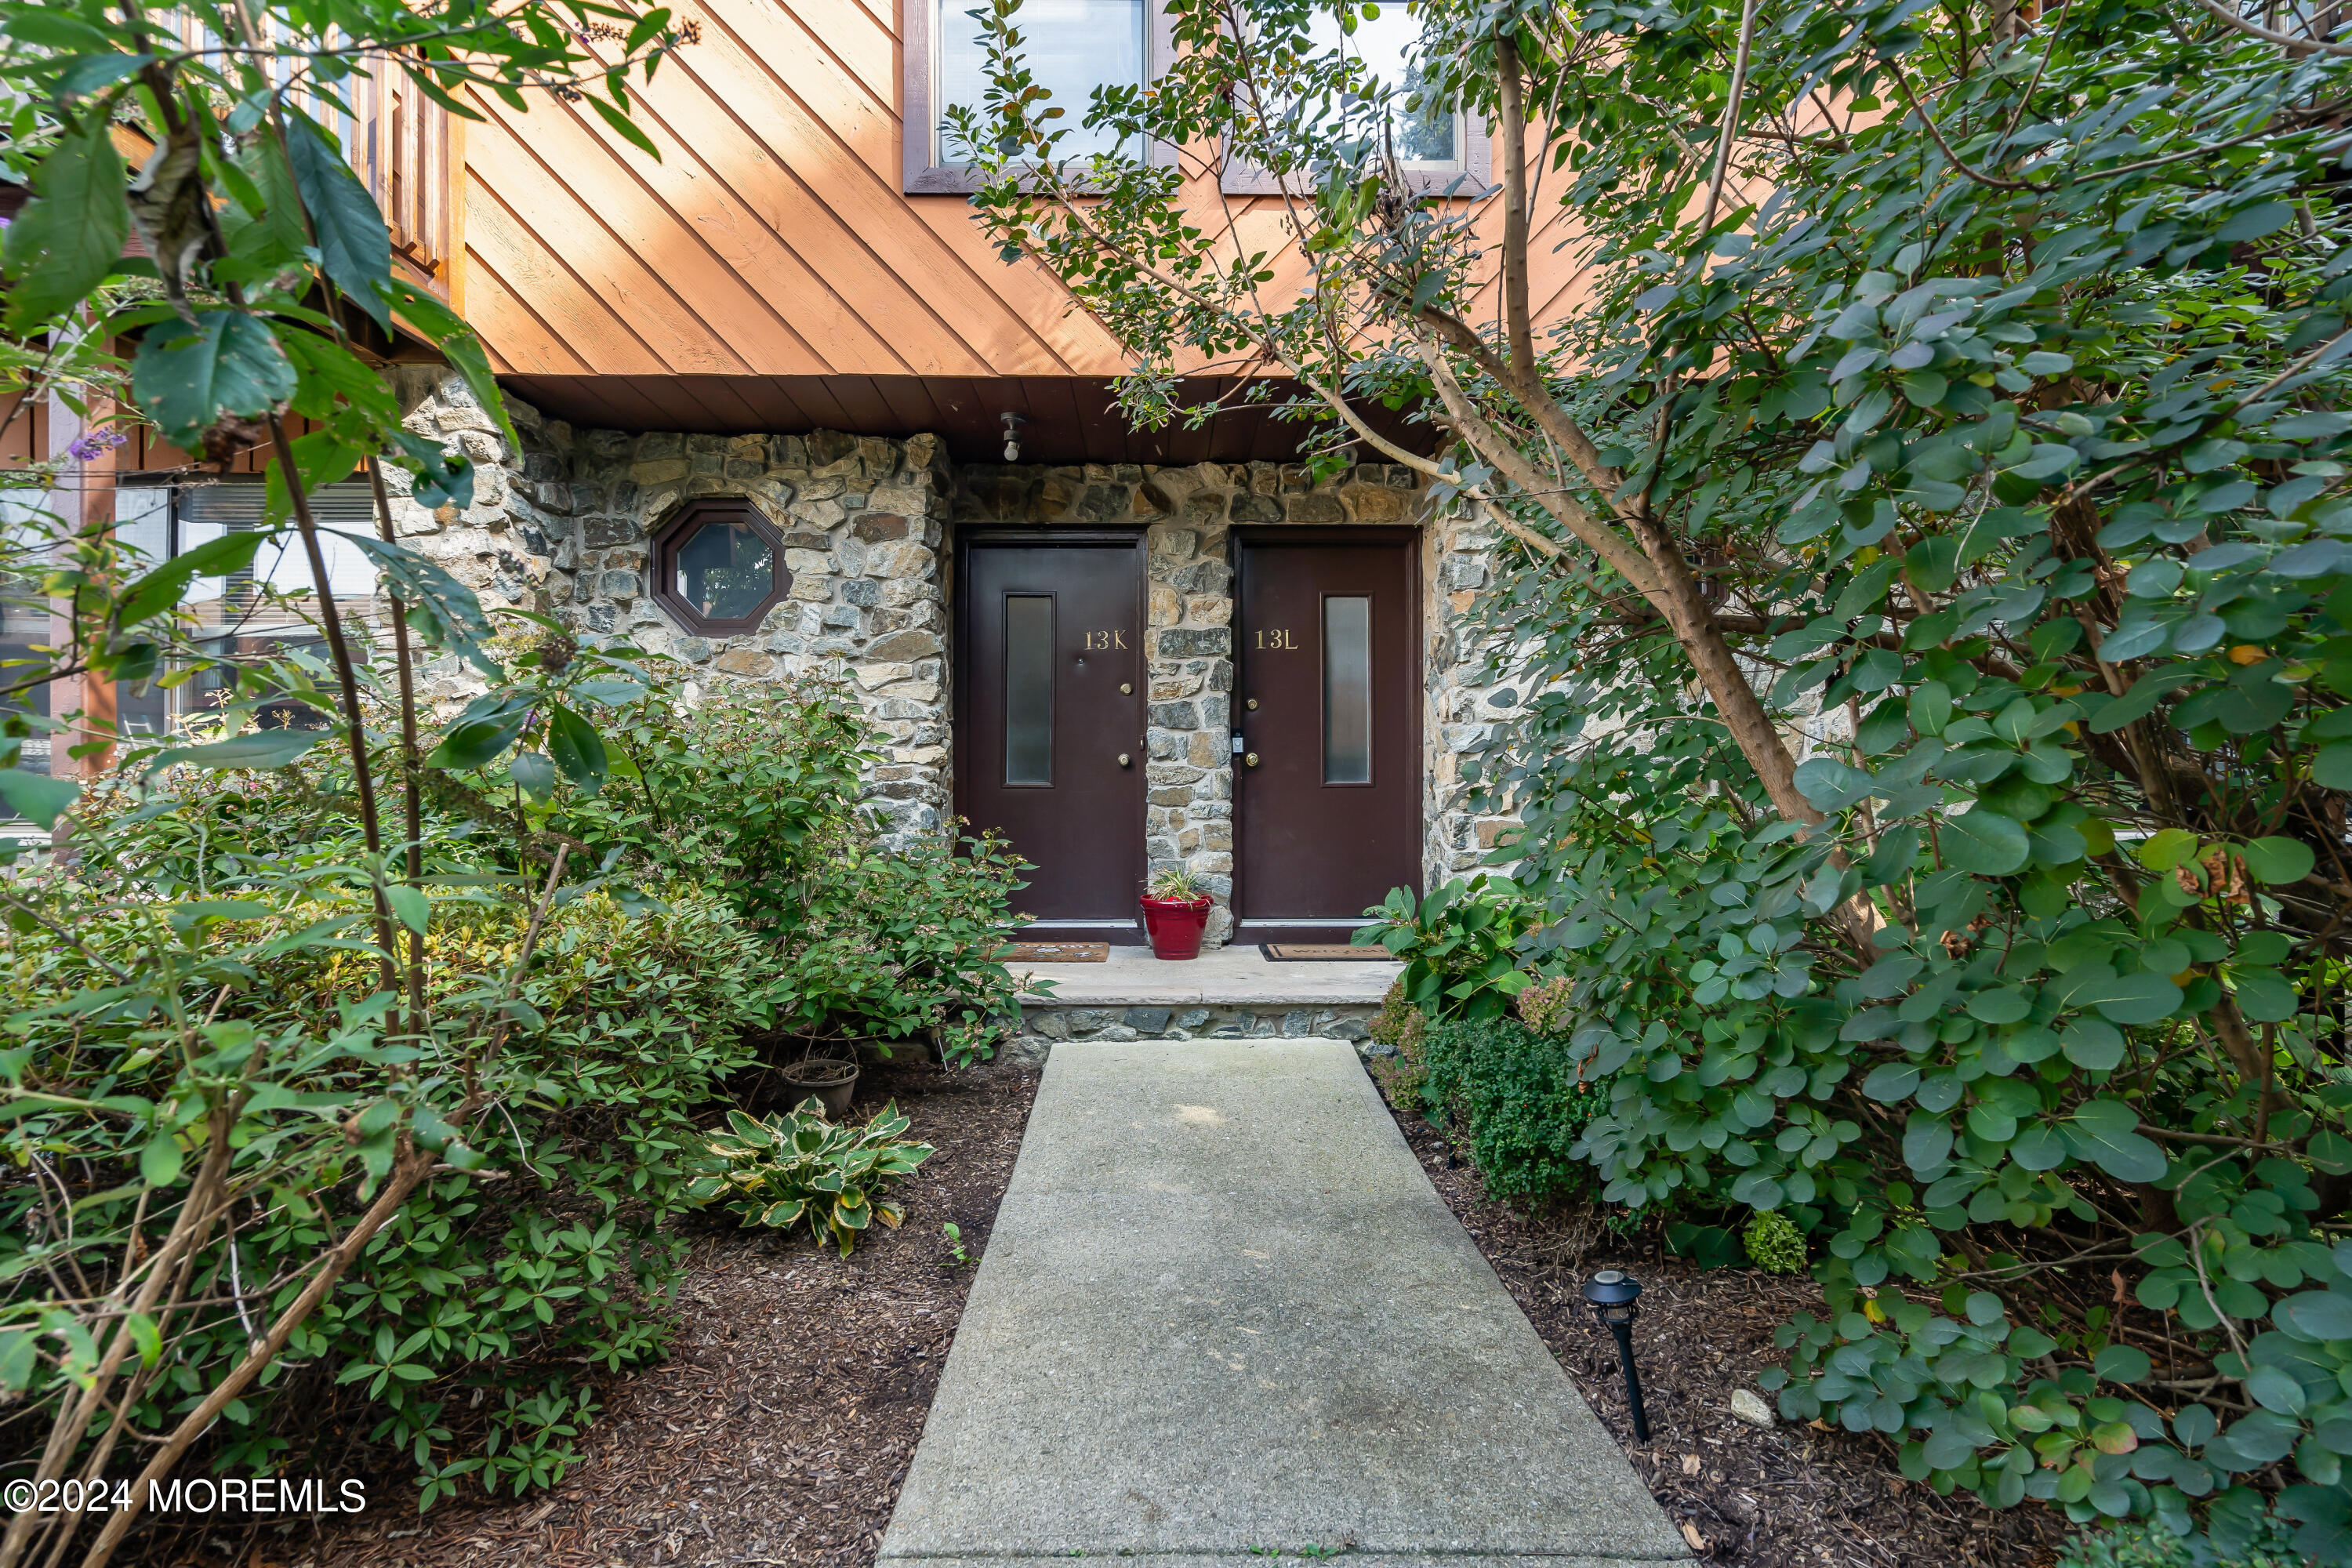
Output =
[{"x1": 688, "y1": 1102, "x2": 935, "y2": 1257}]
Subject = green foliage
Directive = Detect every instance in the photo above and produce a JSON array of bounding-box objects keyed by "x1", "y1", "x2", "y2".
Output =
[
  {"x1": 1148, "y1": 863, "x2": 1207, "y2": 902},
  {"x1": 0, "y1": 0, "x2": 697, "y2": 815},
  {"x1": 960, "y1": 0, "x2": 2352, "y2": 1547},
  {"x1": 2060, "y1": 1510, "x2": 2304, "y2": 1568},
  {"x1": 1357, "y1": 877, "x2": 1538, "y2": 1022},
  {"x1": 686, "y1": 1102, "x2": 935, "y2": 1257},
  {"x1": 0, "y1": 0, "x2": 1023, "y2": 1546},
  {"x1": 1365, "y1": 976, "x2": 1432, "y2": 1106},
  {"x1": 1447, "y1": 0, "x2": 2352, "y2": 1532},
  {"x1": 2, "y1": 878, "x2": 768, "y2": 1504},
  {"x1": 551, "y1": 668, "x2": 1032, "y2": 1059},
  {"x1": 2, "y1": 662, "x2": 1017, "y2": 1532},
  {"x1": 1418, "y1": 1017, "x2": 1609, "y2": 1206},
  {"x1": 1745, "y1": 1210, "x2": 1809, "y2": 1276}
]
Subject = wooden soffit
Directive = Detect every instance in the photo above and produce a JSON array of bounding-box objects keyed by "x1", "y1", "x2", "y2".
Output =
[{"x1": 496, "y1": 374, "x2": 1443, "y2": 466}]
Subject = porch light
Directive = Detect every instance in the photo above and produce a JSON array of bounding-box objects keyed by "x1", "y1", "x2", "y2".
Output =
[
  {"x1": 1581, "y1": 1269, "x2": 1651, "y2": 1442},
  {"x1": 1000, "y1": 411, "x2": 1025, "y2": 462}
]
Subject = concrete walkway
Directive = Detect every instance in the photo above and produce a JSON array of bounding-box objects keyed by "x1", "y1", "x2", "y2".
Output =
[{"x1": 879, "y1": 1040, "x2": 1690, "y2": 1568}]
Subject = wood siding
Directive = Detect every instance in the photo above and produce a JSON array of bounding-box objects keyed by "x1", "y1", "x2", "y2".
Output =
[{"x1": 462, "y1": 0, "x2": 1597, "y2": 429}]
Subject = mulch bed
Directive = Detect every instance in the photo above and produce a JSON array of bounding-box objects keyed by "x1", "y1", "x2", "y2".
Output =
[
  {"x1": 242, "y1": 1055, "x2": 1040, "y2": 1568},
  {"x1": 1386, "y1": 1105, "x2": 2079, "y2": 1568}
]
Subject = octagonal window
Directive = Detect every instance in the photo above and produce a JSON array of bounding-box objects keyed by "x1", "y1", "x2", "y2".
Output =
[{"x1": 650, "y1": 502, "x2": 793, "y2": 635}]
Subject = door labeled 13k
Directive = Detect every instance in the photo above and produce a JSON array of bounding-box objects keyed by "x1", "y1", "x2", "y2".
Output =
[{"x1": 954, "y1": 534, "x2": 1148, "y2": 941}]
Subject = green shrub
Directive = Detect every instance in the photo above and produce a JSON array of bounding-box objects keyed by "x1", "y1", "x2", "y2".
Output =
[
  {"x1": 1435, "y1": 0, "x2": 2352, "y2": 1549},
  {"x1": 1420, "y1": 1016, "x2": 1609, "y2": 1206},
  {"x1": 561, "y1": 671, "x2": 1029, "y2": 1058},
  {"x1": 1356, "y1": 876, "x2": 1539, "y2": 1022},
  {"x1": 2, "y1": 663, "x2": 1018, "y2": 1521},
  {"x1": 1366, "y1": 976, "x2": 1430, "y2": 1106},
  {"x1": 1744, "y1": 1210, "x2": 1807, "y2": 1275},
  {"x1": 2060, "y1": 1511, "x2": 2303, "y2": 1568},
  {"x1": 2, "y1": 883, "x2": 769, "y2": 1506},
  {"x1": 687, "y1": 1101, "x2": 934, "y2": 1256}
]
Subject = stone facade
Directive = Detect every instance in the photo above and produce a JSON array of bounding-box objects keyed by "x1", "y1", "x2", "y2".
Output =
[
  {"x1": 1421, "y1": 512, "x2": 1526, "y2": 880},
  {"x1": 381, "y1": 365, "x2": 1511, "y2": 919},
  {"x1": 383, "y1": 369, "x2": 955, "y2": 844}
]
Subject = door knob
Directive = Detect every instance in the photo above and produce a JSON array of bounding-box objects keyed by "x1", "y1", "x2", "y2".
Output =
[
  {"x1": 1117, "y1": 753, "x2": 1131, "y2": 767},
  {"x1": 1243, "y1": 752, "x2": 1260, "y2": 768}
]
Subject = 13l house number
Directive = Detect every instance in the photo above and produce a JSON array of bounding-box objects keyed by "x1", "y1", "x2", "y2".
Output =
[
  {"x1": 1254, "y1": 629, "x2": 1299, "y2": 650},
  {"x1": 1082, "y1": 630, "x2": 1129, "y2": 650}
]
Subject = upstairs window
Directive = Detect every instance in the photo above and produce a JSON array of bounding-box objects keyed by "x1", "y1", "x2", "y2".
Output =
[
  {"x1": 1318, "y1": 5, "x2": 1460, "y2": 169},
  {"x1": 1222, "y1": 5, "x2": 1489, "y2": 195},
  {"x1": 905, "y1": 0, "x2": 1159, "y2": 191}
]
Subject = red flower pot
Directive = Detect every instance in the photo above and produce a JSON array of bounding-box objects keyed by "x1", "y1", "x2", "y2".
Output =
[{"x1": 1140, "y1": 895, "x2": 1212, "y2": 960}]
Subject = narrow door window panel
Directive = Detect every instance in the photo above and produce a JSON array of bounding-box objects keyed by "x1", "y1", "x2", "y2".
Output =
[
  {"x1": 1004, "y1": 593, "x2": 1054, "y2": 785},
  {"x1": 1323, "y1": 595, "x2": 1372, "y2": 783}
]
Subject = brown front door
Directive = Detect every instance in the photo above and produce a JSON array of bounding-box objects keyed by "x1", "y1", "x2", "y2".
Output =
[
  {"x1": 1233, "y1": 529, "x2": 1421, "y2": 942},
  {"x1": 955, "y1": 532, "x2": 1148, "y2": 941}
]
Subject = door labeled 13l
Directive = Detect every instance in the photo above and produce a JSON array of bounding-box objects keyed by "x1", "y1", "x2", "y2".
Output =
[
  {"x1": 954, "y1": 534, "x2": 1148, "y2": 941},
  {"x1": 1233, "y1": 529, "x2": 1421, "y2": 942}
]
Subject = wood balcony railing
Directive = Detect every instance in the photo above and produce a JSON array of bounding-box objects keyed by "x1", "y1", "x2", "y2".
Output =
[{"x1": 349, "y1": 60, "x2": 456, "y2": 299}]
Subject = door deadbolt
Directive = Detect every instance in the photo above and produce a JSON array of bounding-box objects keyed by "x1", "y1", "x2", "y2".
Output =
[
  {"x1": 1247, "y1": 698, "x2": 1259, "y2": 710},
  {"x1": 1117, "y1": 753, "x2": 1131, "y2": 767},
  {"x1": 1120, "y1": 682, "x2": 1133, "y2": 695}
]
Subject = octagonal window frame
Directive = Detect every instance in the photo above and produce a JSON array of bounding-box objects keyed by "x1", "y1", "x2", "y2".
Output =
[{"x1": 649, "y1": 499, "x2": 795, "y2": 637}]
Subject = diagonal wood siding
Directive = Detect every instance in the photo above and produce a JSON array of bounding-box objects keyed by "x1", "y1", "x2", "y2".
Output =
[{"x1": 462, "y1": 0, "x2": 1595, "y2": 400}]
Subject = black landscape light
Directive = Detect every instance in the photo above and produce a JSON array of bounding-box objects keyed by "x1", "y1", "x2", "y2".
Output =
[{"x1": 1582, "y1": 1269, "x2": 1650, "y2": 1443}]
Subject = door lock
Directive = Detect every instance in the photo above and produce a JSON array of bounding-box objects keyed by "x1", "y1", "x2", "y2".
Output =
[
  {"x1": 1116, "y1": 753, "x2": 1131, "y2": 767},
  {"x1": 1243, "y1": 752, "x2": 1260, "y2": 768},
  {"x1": 1246, "y1": 699, "x2": 1259, "y2": 710},
  {"x1": 1120, "y1": 683, "x2": 1133, "y2": 695}
]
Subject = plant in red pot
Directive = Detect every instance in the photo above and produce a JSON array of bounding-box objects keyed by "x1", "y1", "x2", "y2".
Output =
[{"x1": 1140, "y1": 866, "x2": 1213, "y2": 960}]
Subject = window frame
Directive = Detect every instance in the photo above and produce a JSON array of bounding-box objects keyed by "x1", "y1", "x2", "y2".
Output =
[
  {"x1": 650, "y1": 499, "x2": 794, "y2": 637},
  {"x1": 902, "y1": 0, "x2": 1176, "y2": 193}
]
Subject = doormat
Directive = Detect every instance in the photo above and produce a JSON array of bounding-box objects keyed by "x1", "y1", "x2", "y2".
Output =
[
  {"x1": 998, "y1": 942, "x2": 1110, "y2": 963},
  {"x1": 1261, "y1": 944, "x2": 1376, "y2": 961}
]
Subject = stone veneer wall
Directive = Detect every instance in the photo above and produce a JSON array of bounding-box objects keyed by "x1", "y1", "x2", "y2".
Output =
[
  {"x1": 381, "y1": 367, "x2": 1519, "y2": 920},
  {"x1": 383, "y1": 368, "x2": 956, "y2": 846}
]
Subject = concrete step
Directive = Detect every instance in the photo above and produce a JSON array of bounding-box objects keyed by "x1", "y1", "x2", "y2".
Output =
[{"x1": 1005, "y1": 946, "x2": 1403, "y2": 1062}]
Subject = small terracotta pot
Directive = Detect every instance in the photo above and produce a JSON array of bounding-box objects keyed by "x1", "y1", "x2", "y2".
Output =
[
  {"x1": 779, "y1": 1057, "x2": 858, "y2": 1119},
  {"x1": 1140, "y1": 895, "x2": 1212, "y2": 960}
]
